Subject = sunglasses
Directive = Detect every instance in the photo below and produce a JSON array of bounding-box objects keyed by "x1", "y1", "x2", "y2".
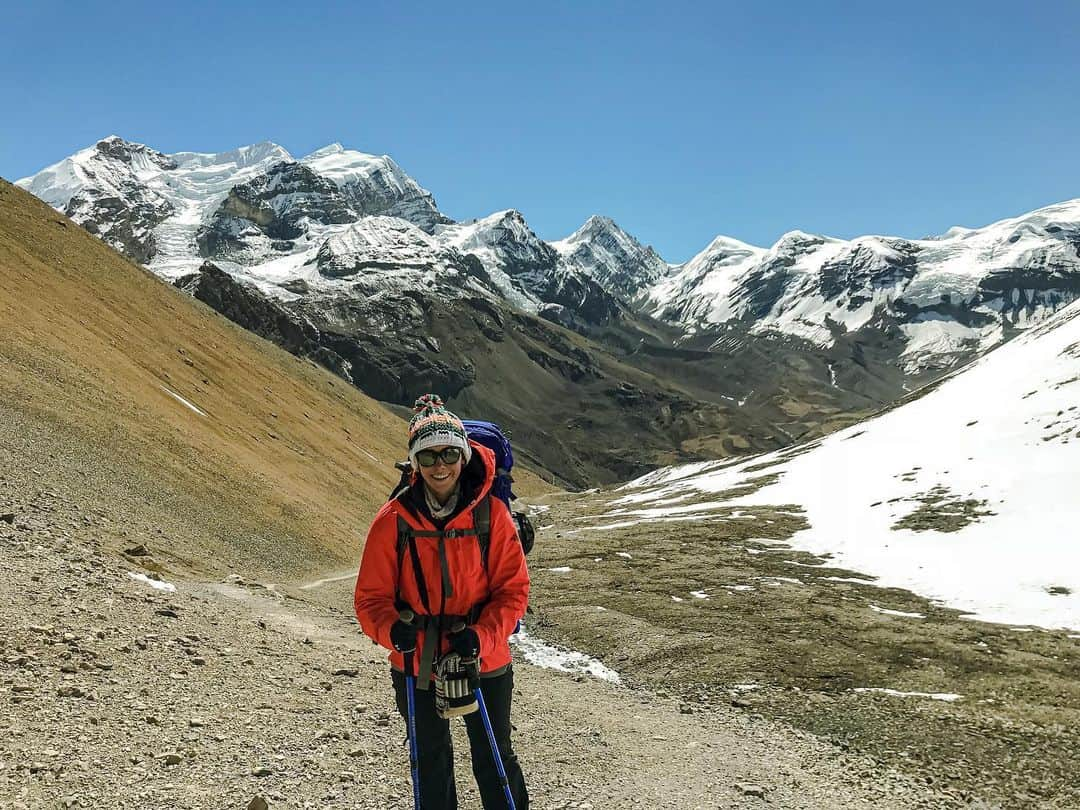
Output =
[{"x1": 415, "y1": 447, "x2": 463, "y2": 467}]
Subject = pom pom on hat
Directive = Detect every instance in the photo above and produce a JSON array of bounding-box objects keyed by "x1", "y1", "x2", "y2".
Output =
[{"x1": 407, "y1": 394, "x2": 472, "y2": 466}]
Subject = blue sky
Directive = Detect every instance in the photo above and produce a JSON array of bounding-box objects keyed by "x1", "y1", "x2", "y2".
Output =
[{"x1": 3, "y1": 0, "x2": 1079, "y2": 262}]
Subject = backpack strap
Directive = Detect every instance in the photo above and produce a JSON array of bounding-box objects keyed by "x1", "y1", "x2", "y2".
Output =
[
  {"x1": 396, "y1": 516, "x2": 433, "y2": 615},
  {"x1": 397, "y1": 515, "x2": 445, "y2": 688},
  {"x1": 474, "y1": 496, "x2": 491, "y2": 570}
]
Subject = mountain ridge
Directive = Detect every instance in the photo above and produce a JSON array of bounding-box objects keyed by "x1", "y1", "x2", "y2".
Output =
[{"x1": 16, "y1": 135, "x2": 1080, "y2": 487}]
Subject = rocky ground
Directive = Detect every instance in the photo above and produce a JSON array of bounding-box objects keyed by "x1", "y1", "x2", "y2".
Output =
[
  {"x1": 525, "y1": 490, "x2": 1080, "y2": 809},
  {"x1": 0, "y1": 484, "x2": 964, "y2": 810}
]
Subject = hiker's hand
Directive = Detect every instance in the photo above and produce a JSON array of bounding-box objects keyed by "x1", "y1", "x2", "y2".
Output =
[
  {"x1": 447, "y1": 626, "x2": 480, "y2": 658},
  {"x1": 390, "y1": 619, "x2": 418, "y2": 653}
]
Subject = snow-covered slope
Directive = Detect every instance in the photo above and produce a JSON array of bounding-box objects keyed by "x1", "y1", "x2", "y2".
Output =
[
  {"x1": 612, "y1": 298, "x2": 1080, "y2": 630},
  {"x1": 647, "y1": 205, "x2": 1080, "y2": 371},
  {"x1": 312, "y1": 216, "x2": 486, "y2": 293}
]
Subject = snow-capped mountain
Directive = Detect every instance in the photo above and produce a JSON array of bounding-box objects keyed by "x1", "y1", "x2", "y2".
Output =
[
  {"x1": 16, "y1": 136, "x2": 181, "y2": 263},
  {"x1": 14, "y1": 136, "x2": 450, "y2": 282},
  {"x1": 648, "y1": 206, "x2": 1080, "y2": 373},
  {"x1": 17, "y1": 135, "x2": 1080, "y2": 470},
  {"x1": 302, "y1": 144, "x2": 449, "y2": 233},
  {"x1": 434, "y1": 210, "x2": 627, "y2": 326},
  {"x1": 16, "y1": 137, "x2": 644, "y2": 327},
  {"x1": 551, "y1": 215, "x2": 669, "y2": 303},
  {"x1": 614, "y1": 296, "x2": 1080, "y2": 630}
]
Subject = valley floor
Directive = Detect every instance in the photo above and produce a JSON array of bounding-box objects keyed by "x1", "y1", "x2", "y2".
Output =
[
  {"x1": 0, "y1": 493, "x2": 953, "y2": 810},
  {"x1": 525, "y1": 490, "x2": 1080, "y2": 810}
]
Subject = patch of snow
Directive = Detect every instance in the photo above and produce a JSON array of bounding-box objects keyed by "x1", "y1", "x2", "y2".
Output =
[
  {"x1": 690, "y1": 590, "x2": 709, "y2": 599},
  {"x1": 128, "y1": 572, "x2": 177, "y2": 593},
  {"x1": 548, "y1": 566, "x2": 572, "y2": 573},
  {"x1": 510, "y1": 624, "x2": 620, "y2": 683},
  {"x1": 870, "y1": 605, "x2": 926, "y2": 619},
  {"x1": 760, "y1": 576, "x2": 802, "y2": 585},
  {"x1": 615, "y1": 552, "x2": 633, "y2": 559},
  {"x1": 852, "y1": 688, "x2": 962, "y2": 702},
  {"x1": 160, "y1": 386, "x2": 208, "y2": 417}
]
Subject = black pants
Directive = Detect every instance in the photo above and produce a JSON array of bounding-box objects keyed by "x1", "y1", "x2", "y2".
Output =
[{"x1": 392, "y1": 666, "x2": 529, "y2": 810}]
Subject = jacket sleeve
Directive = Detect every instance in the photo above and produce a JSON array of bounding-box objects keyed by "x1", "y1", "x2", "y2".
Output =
[
  {"x1": 473, "y1": 501, "x2": 530, "y2": 657},
  {"x1": 354, "y1": 506, "x2": 401, "y2": 651}
]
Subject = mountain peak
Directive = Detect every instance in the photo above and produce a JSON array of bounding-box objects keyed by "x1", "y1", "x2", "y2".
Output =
[
  {"x1": 306, "y1": 142, "x2": 346, "y2": 158},
  {"x1": 699, "y1": 234, "x2": 763, "y2": 257},
  {"x1": 776, "y1": 229, "x2": 826, "y2": 244},
  {"x1": 582, "y1": 213, "x2": 616, "y2": 230}
]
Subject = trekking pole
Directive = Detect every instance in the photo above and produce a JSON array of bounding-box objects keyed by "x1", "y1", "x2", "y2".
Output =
[
  {"x1": 400, "y1": 610, "x2": 421, "y2": 810},
  {"x1": 464, "y1": 656, "x2": 517, "y2": 810}
]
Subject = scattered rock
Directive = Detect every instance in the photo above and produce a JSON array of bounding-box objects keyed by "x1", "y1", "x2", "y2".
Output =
[
  {"x1": 736, "y1": 782, "x2": 768, "y2": 798},
  {"x1": 247, "y1": 798, "x2": 269, "y2": 810}
]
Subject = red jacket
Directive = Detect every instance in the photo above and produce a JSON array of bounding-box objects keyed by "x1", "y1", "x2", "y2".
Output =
[{"x1": 354, "y1": 442, "x2": 530, "y2": 677}]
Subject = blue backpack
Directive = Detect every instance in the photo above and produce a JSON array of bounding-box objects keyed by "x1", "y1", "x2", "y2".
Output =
[{"x1": 461, "y1": 420, "x2": 515, "y2": 506}]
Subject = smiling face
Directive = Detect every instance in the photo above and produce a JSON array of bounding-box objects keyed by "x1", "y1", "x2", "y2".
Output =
[{"x1": 417, "y1": 444, "x2": 464, "y2": 504}]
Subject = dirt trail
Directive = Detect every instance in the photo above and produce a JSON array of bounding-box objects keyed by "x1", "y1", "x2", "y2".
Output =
[{"x1": 241, "y1": 573, "x2": 953, "y2": 809}]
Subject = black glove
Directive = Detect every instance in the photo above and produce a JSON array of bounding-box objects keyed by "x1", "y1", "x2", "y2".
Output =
[
  {"x1": 447, "y1": 626, "x2": 480, "y2": 658},
  {"x1": 390, "y1": 619, "x2": 418, "y2": 653}
]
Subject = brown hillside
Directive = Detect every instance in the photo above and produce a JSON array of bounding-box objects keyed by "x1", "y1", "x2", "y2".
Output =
[{"x1": 0, "y1": 179, "x2": 408, "y2": 581}]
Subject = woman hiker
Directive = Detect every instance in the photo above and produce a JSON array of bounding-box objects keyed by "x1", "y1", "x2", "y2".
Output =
[{"x1": 355, "y1": 394, "x2": 530, "y2": 809}]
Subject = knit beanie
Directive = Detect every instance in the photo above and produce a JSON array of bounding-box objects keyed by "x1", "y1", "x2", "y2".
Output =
[{"x1": 407, "y1": 394, "x2": 472, "y2": 467}]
